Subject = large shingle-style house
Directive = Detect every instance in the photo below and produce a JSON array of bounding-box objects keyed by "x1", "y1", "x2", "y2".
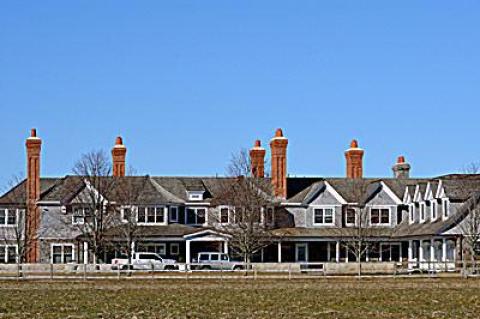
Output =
[{"x1": 1, "y1": 128, "x2": 479, "y2": 269}]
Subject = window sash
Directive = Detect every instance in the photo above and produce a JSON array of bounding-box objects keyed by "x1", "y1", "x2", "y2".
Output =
[
  {"x1": 314, "y1": 208, "x2": 334, "y2": 225},
  {"x1": 371, "y1": 208, "x2": 390, "y2": 225}
]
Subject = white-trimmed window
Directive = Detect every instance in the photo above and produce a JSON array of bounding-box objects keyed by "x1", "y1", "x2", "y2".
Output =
[
  {"x1": 345, "y1": 208, "x2": 356, "y2": 227},
  {"x1": 186, "y1": 207, "x2": 207, "y2": 225},
  {"x1": 370, "y1": 208, "x2": 390, "y2": 225},
  {"x1": 121, "y1": 206, "x2": 134, "y2": 223},
  {"x1": 169, "y1": 206, "x2": 179, "y2": 223},
  {"x1": 409, "y1": 204, "x2": 415, "y2": 224},
  {"x1": 431, "y1": 200, "x2": 438, "y2": 221},
  {"x1": 137, "y1": 206, "x2": 167, "y2": 225},
  {"x1": 51, "y1": 244, "x2": 74, "y2": 264},
  {"x1": 170, "y1": 243, "x2": 180, "y2": 255},
  {"x1": 138, "y1": 243, "x2": 166, "y2": 256},
  {"x1": 313, "y1": 207, "x2": 334, "y2": 225},
  {"x1": 187, "y1": 191, "x2": 204, "y2": 201},
  {"x1": 0, "y1": 209, "x2": 17, "y2": 227},
  {"x1": 0, "y1": 245, "x2": 17, "y2": 263},
  {"x1": 72, "y1": 206, "x2": 90, "y2": 225},
  {"x1": 442, "y1": 199, "x2": 450, "y2": 219},
  {"x1": 219, "y1": 206, "x2": 230, "y2": 224},
  {"x1": 420, "y1": 203, "x2": 426, "y2": 222}
]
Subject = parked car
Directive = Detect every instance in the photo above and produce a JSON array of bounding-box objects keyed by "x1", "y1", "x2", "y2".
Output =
[
  {"x1": 111, "y1": 252, "x2": 178, "y2": 271},
  {"x1": 191, "y1": 252, "x2": 244, "y2": 271}
]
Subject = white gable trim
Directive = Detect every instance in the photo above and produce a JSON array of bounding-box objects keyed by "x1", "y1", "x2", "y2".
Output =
[
  {"x1": 380, "y1": 181, "x2": 402, "y2": 205},
  {"x1": 403, "y1": 187, "x2": 412, "y2": 204},
  {"x1": 413, "y1": 185, "x2": 422, "y2": 202},
  {"x1": 424, "y1": 183, "x2": 433, "y2": 201},
  {"x1": 324, "y1": 181, "x2": 347, "y2": 205}
]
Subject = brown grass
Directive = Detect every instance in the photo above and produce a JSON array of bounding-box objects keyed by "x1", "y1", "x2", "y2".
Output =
[{"x1": 0, "y1": 277, "x2": 479, "y2": 318}]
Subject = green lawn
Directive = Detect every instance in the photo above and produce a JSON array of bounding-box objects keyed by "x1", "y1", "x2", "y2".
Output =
[{"x1": 0, "y1": 278, "x2": 479, "y2": 318}]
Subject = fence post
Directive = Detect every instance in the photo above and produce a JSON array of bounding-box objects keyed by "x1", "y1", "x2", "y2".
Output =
[{"x1": 117, "y1": 264, "x2": 121, "y2": 280}]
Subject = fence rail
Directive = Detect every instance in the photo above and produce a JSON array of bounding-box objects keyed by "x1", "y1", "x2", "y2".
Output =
[{"x1": 0, "y1": 261, "x2": 478, "y2": 280}]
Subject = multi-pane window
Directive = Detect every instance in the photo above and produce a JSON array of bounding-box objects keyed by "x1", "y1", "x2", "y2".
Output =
[
  {"x1": 0, "y1": 245, "x2": 17, "y2": 263},
  {"x1": 0, "y1": 209, "x2": 17, "y2": 226},
  {"x1": 409, "y1": 204, "x2": 415, "y2": 223},
  {"x1": 186, "y1": 207, "x2": 207, "y2": 225},
  {"x1": 51, "y1": 244, "x2": 74, "y2": 264},
  {"x1": 370, "y1": 208, "x2": 390, "y2": 225},
  {"x1": 137, "y1": 243, "x2": 166, "y2": 256},
  {"x1": 313, "y1": 208, "x2": 334, "y2": 225},
  {"x1": 220, "y1": 207, "x2": 229, "y2": 224},
  {"x1": 345, "y1": 209, "x2": 356, "y2": 226},
  {"x1": 137, "y1": 206, "x2": 166, "y2": 224},
  {"x1": 72, "y1": 207, "x2": 90, "y2": 225}
]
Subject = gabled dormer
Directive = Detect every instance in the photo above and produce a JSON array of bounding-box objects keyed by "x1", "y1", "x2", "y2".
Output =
[{"x1": 435, "y1": 180, "x2": 450, "y2": 220}]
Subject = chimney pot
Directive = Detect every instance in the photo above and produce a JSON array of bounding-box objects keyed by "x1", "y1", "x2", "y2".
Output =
[
  {"x1": 31, "y1": 128, "x2": 37, "y2": 138},
  {"x1": 393, "y1": 155, "x2": 411, "y2": 179},
  {"x1": 275, "y1": 128, "x2": 283, "y2": 138},
  {"x1": 115, "y1": 136, "x2": 123, "y2": 145},
  {"x1": 345, "y1": 139, "x2": 364, "y2": 179},
  {"x1": 250, "y1": 139, "x2": 266, "y2": 178},
  {"x1": 254, "y1": 140, "x2": 261, "y2": 148}
]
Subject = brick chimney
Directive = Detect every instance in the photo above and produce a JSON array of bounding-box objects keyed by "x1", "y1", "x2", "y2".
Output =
[
  {"x1": 25, "y1": 128, "x2": 42, "y2": 263},
  {"x1": 249, "y1": 140, "x2": 266, "y2": 178},
  {"x1": 392, "y1": 156, "x2": 411, "y2": 179},
  {"x1": 345, "y1": 139, "x2": 364, "y2": 179},
  {"x1": 270, "y1": 129, "x2": 288, "y2": 198},
  {"x1": 112, "y1": 136, "x2": 127, "y2": 177}
]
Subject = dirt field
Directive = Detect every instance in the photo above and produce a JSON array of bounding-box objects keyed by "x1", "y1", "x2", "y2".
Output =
[{"x1": 0, "y1": 277, "x2": 479, "y2": 318}]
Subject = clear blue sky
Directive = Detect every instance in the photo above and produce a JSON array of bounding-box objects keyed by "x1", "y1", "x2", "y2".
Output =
[{"x1": 1, "y1": 1, "x2": 479, "y2": 187}]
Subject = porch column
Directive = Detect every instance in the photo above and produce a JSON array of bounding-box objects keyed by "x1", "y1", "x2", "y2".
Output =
[
  {"x1": 419, "y1": 240, "x2": 424, "y2": 262},
  {"x1": 327, "y1": 242, "x2": 331, "y2": 262},
  {"x1": 186, "y1": 240, "x2": 191, "y2": 265},
  {"x1": 408, "y1": 240, "x2": 413, "y2": 269},
  {"x1": 430, "y1": 239, "x2": 435, "y2": 262},
  {"x1": 83, "y1": 242, "x2": 88, "y2": 265},
  {"x1": 131, "y1": 241, "x2": 136, "y2": 257},
  {"x1": 277, "y1": 242, "x2": 282, "y2": 263},
  {"x1": 335, "y1": 241, "x2": 340, "y2": 263},
  {"x1": 223, "y1": 241, "x2": 228, "y2": 254},
  {"x1": 442, "y1": 238, "x2": 447, "y2": 262},
  {"x1": 345, "y1": 246, "x2": 349, "y2": 263}
]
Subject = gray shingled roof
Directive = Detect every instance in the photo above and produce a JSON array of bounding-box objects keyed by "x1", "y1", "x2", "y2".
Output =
[{"x1": 0, "y1": 178, "x2": 60, "y2": 205}]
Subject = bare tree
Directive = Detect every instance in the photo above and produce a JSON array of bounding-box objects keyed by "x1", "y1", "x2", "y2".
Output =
[
  {"x1": 69, "y1": 150, "x2": 118, "y2": 264},
  {"x1": 335, "y1": 179, "x2": 380, "y2": 278},
  {"x1": 212, "y1": 149, "x2": 279, "y2": 267},
  {"x1": 109, "y1": 172, "x2": 148, "y2": 267},
  {"x1": 0, "y1": 174, "x2": 31, "y2": 267},
  {"x1": 458, "y1": 192, "x2": 480, "y2": 274}
]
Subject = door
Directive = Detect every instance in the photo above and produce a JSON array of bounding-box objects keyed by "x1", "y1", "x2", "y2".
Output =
[{"x1": 295, "y1": 244, "x2": 308, "y2": 263}]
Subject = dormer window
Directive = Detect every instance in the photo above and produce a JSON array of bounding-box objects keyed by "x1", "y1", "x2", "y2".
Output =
[
  {"x1": 186, "y1": 207, "x2": 207, "y2": 225},
  {"x1": 72, "y1": 207, "x2": 90, "y2": 225},
  {"x1": 409, "y1": 204, "x2": 415, "y2": 224},
  {"x1": 370, "y1": 208, "x2": 390, "y2": 225},
  {"x1": 420, "y1": 202, "x2": 426, "y2": 222},
  {"x1": 169, "y1": 206, "x2": 179, "y2": 223},
  {"x1": 187, "y1": 191, "x2": 204, "y2": 201},
  {"x1": 345, "y1": 208, "x2": 356, "y2": 227},
  {"x1": 431, "y1": 200, "x2": 437, "y2": 221},
  {"x1": 442, "y1": 199, "x2": 450, "y2": 219}
]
